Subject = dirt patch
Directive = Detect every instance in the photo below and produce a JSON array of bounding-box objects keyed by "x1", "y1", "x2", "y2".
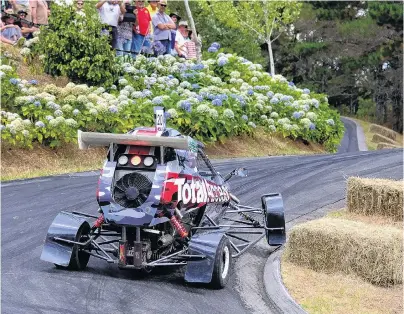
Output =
[{"x1": 281, "y1": 260, "x2": 403, "y2": 314}]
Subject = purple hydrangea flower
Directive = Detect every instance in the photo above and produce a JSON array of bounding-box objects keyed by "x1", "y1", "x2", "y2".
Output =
[
  {"x1": 9, "y1": 78, "x2": 18, "y2": 85},
  {"x1": 288, "y1": 82, "x2": 295, "y2": 86},
  {"x1": 303, "y1": 88, "x2": 310, "y2": 94},
  {"x1": 179, "y1": 100, "x2": 192, "y2": 112},
  {"x1": 191, "y1": 64, "x2": 205, "y2": 71},
  {"x1": 164, "y1": 112, "x2": 171, "y2": 119},
  {"x1": 212, "y1": 99, "x2": 222, "y2": 106},
  {"x1": 108, "y1": 106, "x2": 118, "y2": 113},
  {"x1": 192, "y1": 84, "x2": 200, "y2": 90},
  {"x1": 241, "y1": 115, "x2": 248, "y2": 121},
  {"x1": 217, "y1": 56, "x2": 228, "y2": 66},
  {"x1": 292, "y1": 112, "x2": 303, "y2": 119},
  {"x1": 34, "y1": 101, "x2": 41, "y2": 107},
  {"x1": 29, "y1": 79, "x2": 38, "y2": 85},
  {"x1": 247, "y1": 89, "x2": 254, "y2": 96},
  {"x1": 218, "y1": 94, "x2": 228, "y2": 101},
  {"x1": 35, "y1": 121, "x2": 45, "y2": 128},
  {"x1": 208, "y1": 46, "x2": 218, "y2": 53},
  {"x1": 152, "y1": 96, "x2": 163, "y2": 105},
  {"x1": 267, "y1": 91, "x2": 274, "y2": 98},
  {"x1": 309, "y1": 123, "x2": 316, "y2": 130},
  {"x1": 211, "y1": 42, "x2": 221, "y2": 49}
]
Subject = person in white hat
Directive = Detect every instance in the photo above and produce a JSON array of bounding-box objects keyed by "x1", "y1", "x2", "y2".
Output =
[{"x1": 174, "y1": 20, "x2": 189, "y2": 58}]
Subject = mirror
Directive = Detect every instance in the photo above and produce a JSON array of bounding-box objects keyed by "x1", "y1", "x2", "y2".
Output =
[{"x1": 235, "y1": 167, "x2": 248, "y2": 178}]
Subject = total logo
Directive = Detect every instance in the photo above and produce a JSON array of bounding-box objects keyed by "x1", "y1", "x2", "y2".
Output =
[{"x1": 173, "y1": 178, "x2": 230, "y2": 205}]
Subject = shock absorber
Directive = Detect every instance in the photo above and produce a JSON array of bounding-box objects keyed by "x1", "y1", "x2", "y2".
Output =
[
  {"x1": 169, "y1": 214, "x2": 188, "y2": 238},
  {"x1": 91, "y1": 214, "x2": 105, "y2": 231}
]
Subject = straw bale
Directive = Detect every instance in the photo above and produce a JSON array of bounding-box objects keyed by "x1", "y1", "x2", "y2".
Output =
[
  {"x1": 347, "y1": 177, "x2": 403, "y2": 221},
  {"x1": 371, "y1": 133, "x2": 398, "y2": 145},
  {"x1": 284, "y1": 218, "x2": 403, "y2": 286},
  {"x1": 370, "y1": 124, "x2": 397, "y2": 141},
  {"x1": 377, "y1": 142, "x2": 401, "y2": 150}
]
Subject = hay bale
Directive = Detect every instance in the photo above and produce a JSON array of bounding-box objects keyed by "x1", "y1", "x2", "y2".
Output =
[
  {"x1": 284, "y1": 218, "x2": 403, "y2": 286},
  {"x1": 377, "y1": 142, "x2": 401, "y2": 150},
  {"x1": 370, "y1": 124, "x2": 397, "y2": 141},
  {"x1": 371, "y1": 133, "x2": 398, "y2": 145},
  {"x1": 347, "y1": 177, "x2": 403, "y2": 221}
]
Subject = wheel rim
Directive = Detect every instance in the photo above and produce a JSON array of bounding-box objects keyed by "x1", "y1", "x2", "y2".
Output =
[{"x1": 221, "y1": 246, "x2": 230, "y2": 280}]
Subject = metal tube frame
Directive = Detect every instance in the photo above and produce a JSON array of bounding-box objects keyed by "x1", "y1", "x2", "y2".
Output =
[{"x1": 56, "y1": 202, "x2": 283, "y2": 267}]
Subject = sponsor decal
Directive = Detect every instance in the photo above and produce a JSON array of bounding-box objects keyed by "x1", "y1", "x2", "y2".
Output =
[{"x1": 162, "y1": 173, "x2": 230, "y2": 205}]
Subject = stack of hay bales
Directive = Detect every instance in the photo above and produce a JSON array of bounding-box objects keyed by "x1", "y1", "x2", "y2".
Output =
[
  {"x1": 370, "y1": 124, "x2": 402, "y2": 149},
  {"x1": 347, "y1": 177, "x2": 403, "y2": 221},
  {"x1": 284, "y1": 177, "x2": 403, "y2": 286}
]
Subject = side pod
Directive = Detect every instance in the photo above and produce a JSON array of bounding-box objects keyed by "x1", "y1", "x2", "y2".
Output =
[
  {"x1": 40, "y1": 211, "x2": 89, "y2": 267},
  {"x1": 261, "y1": 194, "x2": 286, "y2": 245}
]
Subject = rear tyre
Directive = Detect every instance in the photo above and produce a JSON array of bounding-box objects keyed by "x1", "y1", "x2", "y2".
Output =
[{"x1": 210, "y1": 237, "x2": 232, "y2": 289}]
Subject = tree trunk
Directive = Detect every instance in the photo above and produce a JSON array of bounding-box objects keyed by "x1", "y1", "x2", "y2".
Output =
[
  {"x1": 184, "y1": 0, "x2": 202, "y2": 61},
  {"x1": 267, "y1": 40, "x2": 275, "y2": 76}
]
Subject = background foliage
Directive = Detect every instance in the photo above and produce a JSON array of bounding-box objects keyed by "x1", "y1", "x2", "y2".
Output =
[{"x1": 38, "y1": 2, "x2": 119, "y2": 86}]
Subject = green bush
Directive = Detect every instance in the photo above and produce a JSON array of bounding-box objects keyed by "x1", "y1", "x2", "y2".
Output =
[{"x1": 38, "y1": 2, "x2": 119, "y2": 86}]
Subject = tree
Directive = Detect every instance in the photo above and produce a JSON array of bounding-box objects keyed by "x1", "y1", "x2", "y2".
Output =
[
  {"x1": 276, "y1": 1, "x2": 403, "y2": 133},
  {"x1": 201, "y1": 0, "x2": 302, "y2": 75},
  {"x1": 183, "y1": 0, "x2": 202, "y2": 61}
]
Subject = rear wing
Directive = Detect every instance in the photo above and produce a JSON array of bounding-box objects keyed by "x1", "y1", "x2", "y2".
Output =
[{"x1": 78, "y1": 130, "x2": 190, "y2": 150}]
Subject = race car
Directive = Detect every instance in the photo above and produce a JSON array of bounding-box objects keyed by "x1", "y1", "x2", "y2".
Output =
[{"x1": 41, "y1": 106, "x2": 286, "y2": 288}]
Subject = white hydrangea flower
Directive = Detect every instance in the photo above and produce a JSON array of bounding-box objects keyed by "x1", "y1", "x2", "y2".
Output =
[
  {"x1": 0, "y1": 65, "x2": 12, "y2": 72},
  {"x1": 196, "y1": 104, "x2": 210, "y2": 113},
  {"x1": 209, "y1": 108, "x2": 218, "y2": 119},
  {"x1": 223, "y1": 109, "x2": 234, "y2": 119},
  {"x1": 270, "y1": 112, "x2": 279, "y2": 119},
  {"x1": 306, "y1": 112, "x2": 317, "y2": 121}
]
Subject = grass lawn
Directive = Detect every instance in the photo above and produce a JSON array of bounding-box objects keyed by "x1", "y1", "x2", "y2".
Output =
[{"x1": 281, "y1": 260, "x2": 403, "y2": 314}]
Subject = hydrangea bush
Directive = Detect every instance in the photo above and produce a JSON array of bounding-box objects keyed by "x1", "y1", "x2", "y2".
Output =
[{"x1": 1, "y1": 45, "x2": 344, "y2": 151}]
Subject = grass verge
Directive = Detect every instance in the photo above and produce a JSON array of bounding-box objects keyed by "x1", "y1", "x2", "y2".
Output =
[
  {"x1": 281, "y1": 260, "x2": 403, "y2": 314},
  {"x1": 1, "y1": 130, "x2": 325, "y2": 181},
  {"x1": 353, "y1": 118, "x2": 403, "y2": 151}
]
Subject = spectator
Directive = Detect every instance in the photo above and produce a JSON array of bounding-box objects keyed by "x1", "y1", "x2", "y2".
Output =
[
  {"x1": 151, "y1": 0, "x2": 175, "y2": 55},
  {"x1": 169, "y1": 12, "x2": 180, "y2": 52},
  {"x1": 132, "y1": 0, "x2": 151, "y2": 55},
  {"x1": 30, "y1": 0, "x2": 49, "y2": 25},
  {"x1": 96, "y1": 0, "x2": 126, "y2": 50},
  {"x1": 15, "y1": 9, "x2": 38, "y2": 39},
  {"x1": 146, "y1": 0, "x2": 157, "y2": 34},
  {"x1": 1, "y1": 13, "x2": 22, "y2": 43},
  {"x1": 76, "y1": 0, "x2": 84, "y2": 12},
  {"x1": 174, "y1": 20, "x2": 188, "y2": 58},
  {"x1": 116, "y1": 0, "x2": 133, "y2": 57},
  {"x1": 9, "y1": 0, "x2": 31, "y2": 21}
]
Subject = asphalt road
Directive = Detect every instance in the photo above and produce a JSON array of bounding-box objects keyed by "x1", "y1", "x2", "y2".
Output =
[
  {"x1": 2, "y1": 120, "x2": 403, "y2": 314},
  {"x1": 337, "y1": 117, "x2": 359, "y2": 153}
]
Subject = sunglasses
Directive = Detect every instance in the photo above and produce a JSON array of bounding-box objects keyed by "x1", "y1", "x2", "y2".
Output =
[
  {"x1": 160, "y1": 4, "x2": 166, "y2": 7},
  {"x1": 77, "y1": 3, "x2": 83, "y2": 5}
]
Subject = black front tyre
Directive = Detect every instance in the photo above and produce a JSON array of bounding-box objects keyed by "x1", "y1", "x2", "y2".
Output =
[
  {"x1": 54, "y1": 222, "x2": 91, "y2": 270},
  {"x1": 210, "y1": 237, "x2": 232, "y2": 289}
]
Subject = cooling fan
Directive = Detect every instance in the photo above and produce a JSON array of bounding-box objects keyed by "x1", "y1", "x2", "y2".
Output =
[{"x1": 113, "y1": 172, "x2": 152, "y2": 208}]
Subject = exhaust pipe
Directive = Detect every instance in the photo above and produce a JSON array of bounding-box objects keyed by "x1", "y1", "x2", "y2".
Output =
[{"x1": 157, "y1": 234, "x2": 174, "y2": 248}]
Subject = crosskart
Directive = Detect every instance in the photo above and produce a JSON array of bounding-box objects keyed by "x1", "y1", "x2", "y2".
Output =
[{"x1": 41, "y1": 107, "x2": 286, "y2": 288}]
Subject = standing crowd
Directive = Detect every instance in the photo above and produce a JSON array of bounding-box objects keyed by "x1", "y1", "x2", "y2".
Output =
[
  {"x1": 0, "y1": 0, "x2": 197, "y2": 58},
  {"x1": 97, "y1": 0, "x2": 197, "y2": 58},
  {"x1": 1, "y1": 0, "x2": 49, "y2": 45}
]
